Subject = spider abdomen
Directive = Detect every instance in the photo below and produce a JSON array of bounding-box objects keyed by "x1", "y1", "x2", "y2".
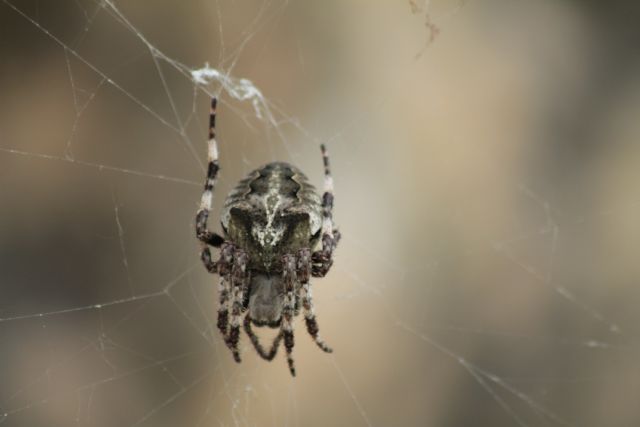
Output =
[
  {"x1": 248, "y1": 273, "x2": 285, "y2": 326},
  {"x1": 221, "y1": 162, "x2": 322, "y2": 272}
]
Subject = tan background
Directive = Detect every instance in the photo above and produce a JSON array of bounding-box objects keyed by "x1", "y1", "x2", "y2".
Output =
[{"x1": 1, "y1": 0, "x2": 639, "y2": 426}]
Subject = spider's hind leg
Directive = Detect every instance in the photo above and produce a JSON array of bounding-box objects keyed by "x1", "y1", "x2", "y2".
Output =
[{"x1": 312, "y1": 145, "x2": 340, "y2": 277}]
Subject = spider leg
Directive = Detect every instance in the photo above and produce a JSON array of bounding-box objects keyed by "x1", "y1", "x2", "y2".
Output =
[
  {"x1": 216, "y1": 243, "x2": 234, "y2": 340},
  {"x1": 312, "y1": 144, "x2": 340, "y2": 277},
  {"x1": 201, "y1": 247, "x2": 217, "y2": 273},
  {"x1": 243, "y1": 315, "x2": 283, "y2": 361},
  {"x1": 281, "y1": 254, "x2": 298, "y2": 376},
  {"x1": 196, "y1": 97, "x2": 225, "y2": 250},
  {"x1": 297, "y1": 248, "x2": 332, "y2": 353},
  {"x1": 216, "y1": 276, "x2": 230, "y2": 336},
  {"x1": 225, "y1": 248, "x2": 249, "y2": 363}
]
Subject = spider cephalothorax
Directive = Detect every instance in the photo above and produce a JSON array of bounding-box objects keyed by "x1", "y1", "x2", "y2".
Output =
[{"x1": 195, "y1": 98, "x2": 340, "y2": 376}]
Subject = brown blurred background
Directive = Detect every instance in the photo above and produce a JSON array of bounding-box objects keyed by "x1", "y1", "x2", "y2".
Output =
[{"x1": 1, "y1": 0, "x2": 640, "y2": 426}]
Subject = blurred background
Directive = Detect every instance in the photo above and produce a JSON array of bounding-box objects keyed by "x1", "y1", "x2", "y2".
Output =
[{"x1": 1, "y1": 0, "x2": 640, "y2": 426}]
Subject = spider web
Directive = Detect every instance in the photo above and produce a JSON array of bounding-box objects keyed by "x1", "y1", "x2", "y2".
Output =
[{"x1": 1, "y1": 0, "x2": 639, "y2": 426}]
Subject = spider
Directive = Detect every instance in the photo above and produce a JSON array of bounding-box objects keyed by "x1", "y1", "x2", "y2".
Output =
[{"x1": 195, "y1": 98, "x2": 340, "y2": 376}]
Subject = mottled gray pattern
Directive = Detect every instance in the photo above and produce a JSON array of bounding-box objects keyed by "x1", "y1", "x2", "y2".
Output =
[
  {"x1": 247, "y1": 273, "x2": 285, "y2": 325},
  {"x1": 220, "y1": 162, "x2": 323, "y2": 271}
]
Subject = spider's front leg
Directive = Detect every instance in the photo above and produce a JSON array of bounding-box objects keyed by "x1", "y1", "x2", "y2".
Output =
[
  {"x1": 196, "y1": 97, "x2": 226, "y2": 254},
  {"x1": 312, "y1": 144, "x2": 340, "y2": 277},
  {"x1": 196, "y1": 98, "x2": 245, "y2": 362}
]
